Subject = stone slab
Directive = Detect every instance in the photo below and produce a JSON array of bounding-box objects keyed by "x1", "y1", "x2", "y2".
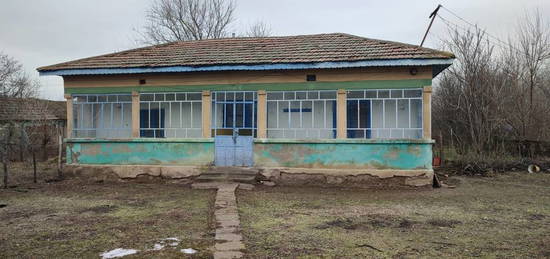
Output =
[
  {"x1": 215, "y1": 241, "x2": 245, "y2": 251},
  {"x1": 214, "y1": 251, "x2": 244, "y2": 259}
]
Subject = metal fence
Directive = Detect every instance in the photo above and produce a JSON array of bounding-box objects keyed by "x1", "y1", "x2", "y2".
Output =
[
  {"x1": 139, "y1": 92, "x2": 202, "y2": 138},
  {"x1": 266, "y1": 90, "x2": 337, "y2": 139},
  {"x1": 346, "y1": 89, "x2": 423, "y2": 139},
  {"x1": 72, "y1": 94, "x2": 132, "y2": 138}
]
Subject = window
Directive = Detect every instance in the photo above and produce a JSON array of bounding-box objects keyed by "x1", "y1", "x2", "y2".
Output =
[
  {"x1": 139, "y1": 92, "x2": 202, "y2": 138},
  {"x1": 72, "y1": 94, "x2": 132, "y2": 138},
  {"x1": 266, "y1": 90, "x2": 337, "y2": 139},
  {"x1": 211, "y1": 91, "x2": 257, "y2": 136},
  {"x1": 346, "y1": 89, "x2": 423, "y2": 139}
]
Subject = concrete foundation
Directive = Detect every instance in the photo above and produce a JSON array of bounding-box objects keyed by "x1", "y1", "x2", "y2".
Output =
[{"x1": 63, "y1": 164, "x2": 433, "y2": 187}]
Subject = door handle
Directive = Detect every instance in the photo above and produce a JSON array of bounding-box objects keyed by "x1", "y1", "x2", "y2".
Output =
[{"x1": 232, "y1": 128, "x2": 238, "y2": 144}]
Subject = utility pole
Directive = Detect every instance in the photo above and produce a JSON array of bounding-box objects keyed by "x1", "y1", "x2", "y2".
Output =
[{"x1": 420, "y1": 4, "x2": 442, "y2": 47}]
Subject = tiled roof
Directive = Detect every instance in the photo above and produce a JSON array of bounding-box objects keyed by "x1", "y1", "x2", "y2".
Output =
[
  {"x1": 38, "y1": 33, "x2": 454, "y2": 72},
  {"x1": 0, "y1": 97, "x2": 66, "y2": 122}
]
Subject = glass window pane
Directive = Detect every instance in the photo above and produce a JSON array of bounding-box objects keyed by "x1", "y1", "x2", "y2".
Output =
[
  {"x1": 410, "y1": 99, "x2": 422, "y2": 128},
  {"x1": 165, "y1": 93, "x2": 175, "y2": 101},
  {"x1": 284, "y1": 92, "x2": 295, "y2": 100},
  {"x1": 141, "y1": 94, "x2": 154, "y2": 101},
  {"x1": 348, "y1": 91, "x2": 364, "y2": 99},
  {"x1": 384, "y1": 100, "x2": 396, "y2": 128},
  {"x1": 267, "y1": 92, "x2": 283, "y2": 100},
  {"x1": 365, "y1": 90, "x2": 377, "y2": 98},
  {"x1": 391, "y1": 90, "x2": 403, "y2": 98},
  {"x1": 307, "y1": 91, "x2": 319, "y2": 99},
  {"x1": 378, "y1": 90, "x2": 390, "y2": 98},
  {"x1": 404, "y1": 89, "x2": 422, "y2": 98},
  {"x1": 187, "y1": 93, "x2": 201, "y2": 100},
  {"x1": 371, "y1": 100, "x2": 383, "y2": 128},
  {"x1": 397, "y1": 99, "x2": 409, "y2": 128},
  {"x1": 118, "y1": 95, "x2": 131, "y2": 102},
  {"x1": 176, "y1": 93, "x2": 186, "y2": 100},
  {"x1": 320, "y1": 91, "x2": 336, "y2": 99},
  {"x1": 154, "y1": 93, "x2": 164, "y2": 101}
]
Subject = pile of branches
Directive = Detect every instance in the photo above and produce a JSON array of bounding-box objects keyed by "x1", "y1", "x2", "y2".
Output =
[{"x1": 440, "y1": 157, "x2": 550, "y2": 176}]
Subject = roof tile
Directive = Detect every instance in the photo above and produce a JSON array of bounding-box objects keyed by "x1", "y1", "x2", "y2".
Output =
[{"x1": 38, "y1": 33, "x2": 454, "y2": 72}]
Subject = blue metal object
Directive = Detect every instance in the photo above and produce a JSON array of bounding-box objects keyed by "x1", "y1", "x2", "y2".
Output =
[
  {"x1": 39, "y1": 58, "x2": 453, "y2": 77},
  {"x1": 215, "y1": 135, "x2": 254, "y2": 166}
]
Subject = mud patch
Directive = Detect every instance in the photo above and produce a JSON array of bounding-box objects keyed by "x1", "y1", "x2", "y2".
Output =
[
  {"x1": 427, "y1": 219, "x2": 462, "y2": 228},
  {"x1": 314, "y1": 215, "x2": 414, "y2": 230}
]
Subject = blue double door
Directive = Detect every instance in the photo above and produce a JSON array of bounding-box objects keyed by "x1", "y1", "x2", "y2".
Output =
[{"x1": 213, "y1": 92, "x2": 256, "y2": 167}]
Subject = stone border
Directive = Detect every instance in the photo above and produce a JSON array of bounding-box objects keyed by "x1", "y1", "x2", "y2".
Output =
[{"x1": 259, "y1": 167, "x2": 434, "y2": 187}]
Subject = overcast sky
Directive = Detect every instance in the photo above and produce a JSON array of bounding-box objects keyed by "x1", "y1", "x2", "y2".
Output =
[{"x1": 0, "y1": 0, "x2": 548, "y2": 100}]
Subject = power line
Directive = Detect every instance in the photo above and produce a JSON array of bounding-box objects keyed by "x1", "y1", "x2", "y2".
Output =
[
  {"x1": 436, "y1": 14, "x2": 515, "y2": 53},
  {"x1": 437, "y1": 5, "x2": 522, "y2": 54}
]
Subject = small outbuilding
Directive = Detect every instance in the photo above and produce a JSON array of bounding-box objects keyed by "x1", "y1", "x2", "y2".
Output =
[{"x1": 38, "y1": 33, "x2": 454, "y2": 187}]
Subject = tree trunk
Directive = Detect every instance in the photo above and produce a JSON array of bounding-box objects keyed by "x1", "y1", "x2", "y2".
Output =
[
  {"x1": 42, "y1": 142, "x2": 48, "y2": 161},
  {"x1": 57, "y1": 126, "x2": 63, "y2": 179},
  {"x1": 3, "y1": 162, "x2": 7, "y2": 189},
  {"x1": 33, "y1": 151, "x2": 37, "y2": 183}
]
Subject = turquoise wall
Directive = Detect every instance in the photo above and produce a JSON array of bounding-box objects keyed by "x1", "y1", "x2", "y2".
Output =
[
  {"x1": 253, "y1": 139, "x2": 433, "y2": 170},
  {"x1": 66, "y1": 138, "x2": 432, "y2": 169},
  {"x1": 66, "y1": 139, "x2": 214, "y2": 165}
]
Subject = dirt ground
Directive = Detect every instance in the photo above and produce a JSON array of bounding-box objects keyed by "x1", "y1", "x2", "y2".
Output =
[
  {"x1": 0, "y1": 162, "x2": 216, "y2": 258},
  {"x1": 238, "y1": 172, "x2": 550, "y2": 258},
  {"x1": 2, "y1": 162, "x2": 550, "y2": 258}
]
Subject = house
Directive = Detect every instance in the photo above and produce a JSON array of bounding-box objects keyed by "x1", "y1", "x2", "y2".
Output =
[{"x1": 37, "y1": 33, "x2": 454, "y2": 187}]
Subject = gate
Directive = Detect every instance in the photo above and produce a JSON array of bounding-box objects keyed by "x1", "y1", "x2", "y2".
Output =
[{"x1": 212, "y1": 91, "x2": 256, "y2": 167}]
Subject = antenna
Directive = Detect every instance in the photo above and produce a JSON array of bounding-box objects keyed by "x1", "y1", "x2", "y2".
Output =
[{"x1": 420, "y1": 4, "x2": 442, "y2": 47}]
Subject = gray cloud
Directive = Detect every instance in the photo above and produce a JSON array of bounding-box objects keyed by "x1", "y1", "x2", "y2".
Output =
[{"x1": 0, "y1": 0, "x2": 548, "y2": 100}]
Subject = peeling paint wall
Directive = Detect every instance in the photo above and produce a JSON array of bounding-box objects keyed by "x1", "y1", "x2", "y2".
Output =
[
  {"x1": 67, "y1": 139, "x2": 214, "y2": 165},
  {"x1": 253, "y1": 139, "x2": 433, "y2": 170},
  {"x1": 66, "y1": 138, "x2": 432, "y2": 170}
]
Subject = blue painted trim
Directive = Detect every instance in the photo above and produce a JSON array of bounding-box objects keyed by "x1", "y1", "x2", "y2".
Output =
[{"x1": 39, "y1": 59, "x2": 453, "y2": 76}]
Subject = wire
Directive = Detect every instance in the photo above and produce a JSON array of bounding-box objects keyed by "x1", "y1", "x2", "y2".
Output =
[
  {"x1": 438, "y1": 5, "x2": 523, "y2": 54},
  {"x1": 436, "y1": 14, "x2": 512, "y2": 52}
]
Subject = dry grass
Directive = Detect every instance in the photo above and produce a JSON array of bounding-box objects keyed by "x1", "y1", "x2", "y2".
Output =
[
  {"x1": 238, "y1": 172, "x2": 550, "y2": 258},
  {"x1": 0, "y1": 163, "x2": 216, "y2": 258}
]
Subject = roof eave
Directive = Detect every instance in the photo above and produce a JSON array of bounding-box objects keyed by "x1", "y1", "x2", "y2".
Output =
[{"x1": 39, "y1": 58, "x2": 454, "y2": 77}]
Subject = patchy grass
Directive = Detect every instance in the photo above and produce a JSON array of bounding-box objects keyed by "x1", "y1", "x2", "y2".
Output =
[
  {"x1": 238, "y1": 172, "x2": 550, "y2": 258},
  {"x1": 0, "y1": 178, "x2": 216, "y2": 258}
]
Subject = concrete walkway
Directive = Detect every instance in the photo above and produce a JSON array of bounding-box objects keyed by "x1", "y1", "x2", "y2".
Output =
[{"x1": 192, "y1": 182, "x2": 250, "y2": 258}]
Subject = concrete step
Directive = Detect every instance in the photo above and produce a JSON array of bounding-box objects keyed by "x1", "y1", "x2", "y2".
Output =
[
  {"x1": 206, "y1": 167, "x2": 259, "y2": 175},
  {"x1": 196, "y1": 174, "x2": 258, "y2": 184}
]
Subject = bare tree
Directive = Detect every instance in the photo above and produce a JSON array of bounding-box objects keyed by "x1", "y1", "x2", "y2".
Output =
[
  {"x1": 0, "y1": 53, "x2": 38, "y2": 98},
  {"x1": 433, "y1": 10, "x2": 550, "y2": 158},
  {"x1": 138, "y1": 0, "x2": 236, "y2": 44},
  {"x1": 245, "y1": 20, "x2": 272, "y2": 37},
  {"x1": 500, "y1": 11, "x2": 550, "y2": 142},
  {"x1": 433, "y1": 27, "x2": 508, "y2": 153}
]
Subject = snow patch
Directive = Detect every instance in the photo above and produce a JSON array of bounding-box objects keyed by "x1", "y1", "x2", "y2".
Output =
[
  {"x1": 100, "y1": 248, "x2": 139, "y2": 258},
  {"x1": 181, "y1": 248, "x2": 197, "y2": 254},
  {"x1": 151, "y1": 244, "x2": 165, "y2": 251}
]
